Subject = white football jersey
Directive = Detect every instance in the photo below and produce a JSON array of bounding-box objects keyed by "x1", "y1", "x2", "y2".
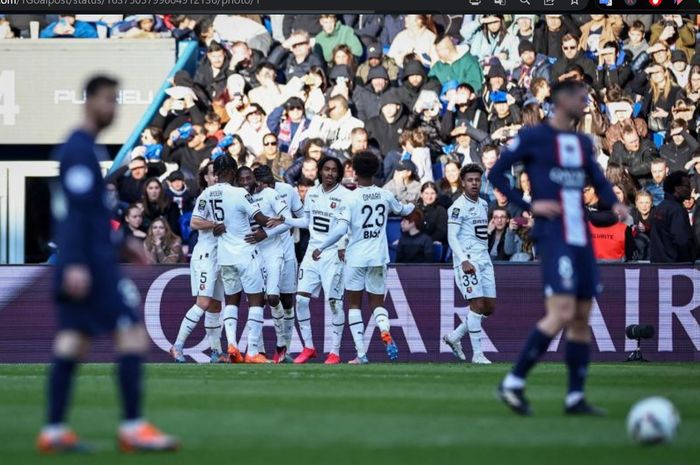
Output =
[
  {"x1": 251, "y1": 187, "x2": 288, "y2": 256},
  {"x1": 447, "y1": 194, "x2": 490, "y2": 266},
  {"x1": 337, "y1": 185, "x2": 413, "y2": 267},
  {"x1": 204, "y1": 183, "x2": 261, "y2": 266},
  {"x1": 304, "y1": 183, "x2": 352, "y2": 251},
  {"x1": 191, "y1": 190, "x2": 219, "y2": 257},
  {"x1": 274, "y1": 182, "x2": 304, "y2": 261}
]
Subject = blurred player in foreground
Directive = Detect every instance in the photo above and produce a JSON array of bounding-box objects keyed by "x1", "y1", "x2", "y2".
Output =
[
  {"x1": 489, "y1": 80, "x2": 629, "y2": 416},
  {"x1": 38, "y1": 76, "x2": 178, "y2": 453},
  {"x1": 311, "y1": 152, "x2": 414, "y2": 363}
]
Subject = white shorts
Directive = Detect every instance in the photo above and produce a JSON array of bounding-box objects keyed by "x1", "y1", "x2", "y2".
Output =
[
  {"x1": 279, "y1": 257, "x2": 298, "y2": 295},
  {"x1": 190, "y1": 257, "x2": 225, "y2": 300},
  {"x1": 454, "y1": 257, "x2": 497, "y2": 300},
  {"x1": 298, "y1": 250, "x2": 344, "y2": 300},
  {"x1": 259, "y1": 252, "x2": 284, "y2": 297},
  {"x1": 220, "y1": 254, "x2": 265, "y2": 295},
  {"x1": 344, "y1": 265, "x2": 387, "y2": 295}
]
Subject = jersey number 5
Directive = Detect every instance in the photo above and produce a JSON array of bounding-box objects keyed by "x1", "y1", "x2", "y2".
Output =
[
  {"x1": 209, "y1": 199, "x2": 224, "y2": 221},
  {"x1": 361, "y1": 204, "x2": 386, "y2": 229},
  {"x1": 312, "y1": 216, "x2": 331, "y2": 233}
]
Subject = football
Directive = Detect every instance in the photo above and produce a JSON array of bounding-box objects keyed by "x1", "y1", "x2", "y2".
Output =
[{"x1": 626, "y1": 397, "x2": 681, "y2": 445}]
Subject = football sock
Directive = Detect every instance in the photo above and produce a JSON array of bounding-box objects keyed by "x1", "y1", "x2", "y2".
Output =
[
  {"x1": 204, "y1": 312, "x2": 222, "y2": 353},
  {"x1": 348, "y1": 308, "x2": 366, "y2": 358},
  {"x1": 271, "y1": 303, "x2": 285, "y2": 347},
  {"x1": 47, "y1": 357, "x2": 77, "y2": 425},
  {"x1": 246, "y1": 306, "x2": 264, "y2": 356},
  {"x1": 117, "y1": 355, "x2": 143, "y2": 421},
  {"x1": 467, "y1": 310, "x2": 484, "y2": 354},
  {"x1": 450, "y1": 320, "x2": 469, "y2": 341},
  {"x1": 283, "y1": 307, "x2": 295, "y2": 349},
  {"x1": 296, "y1": 295, "x2": 314, "y2": 349},
  {"x1": 373, "y1": 307, "x2": 390, "y2": 333},
  {"x1": 175, "y1": 305, "x2": 205, "y2": 347},
  {"x1": 329, "y1": 299, "x2": 345, "y2": 355},
  {"x1": 565, "y1": 340, "x2": 590, "y2": 404},
  {"x1": 222, "y1": 305, "x2": 238, "y2": 346},
  {"x1": 510, "y1": 328, "x2": 553, "y2": 381}
]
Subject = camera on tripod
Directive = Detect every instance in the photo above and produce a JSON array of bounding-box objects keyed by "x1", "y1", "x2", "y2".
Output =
[{"x1": 625, "y1": 324, "x2": 655, "y2": 362}]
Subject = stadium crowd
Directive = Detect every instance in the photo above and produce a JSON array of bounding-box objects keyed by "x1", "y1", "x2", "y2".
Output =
[{"x1": 3, "y1": 13, "x2": 700, "y2": 264}]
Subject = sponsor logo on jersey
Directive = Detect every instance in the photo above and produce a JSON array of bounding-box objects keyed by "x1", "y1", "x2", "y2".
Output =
[
  {"x1": 549, "y1": 167, "x2": 586, "y2": 189},
  {"x1": 245, "y1": 194, "x2": 254, "y2": 204},
  {"x1": 451, "y1": 208, "x2": 460, "y2": 219}
]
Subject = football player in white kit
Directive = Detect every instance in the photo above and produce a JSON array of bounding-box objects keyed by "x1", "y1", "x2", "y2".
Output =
[
  {"x1": 442, "y1": 164, "x2": 496, "y2": 364},
  {"x1": 311, "y1": 152, "x2": 414, "y2": 364},
  {"x1": 236, "y1": 166, "x2": 290, "y2": 362},
  {"x1": 170, "y1": 160, "x2": 227, "y2": 363},
  {"x1": 203, "y1": 156, "x2": 271, "y2": 364},
  {"x1": 253, "y1": 166, "x2": 303, "y2": 363},
  {"x1": 267, "y1": 157, "x2": 351, "y2": 364}
]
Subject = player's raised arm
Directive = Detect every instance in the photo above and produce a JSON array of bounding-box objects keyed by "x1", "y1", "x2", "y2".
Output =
[
  {"x1": 387, "y1": 192, "x2": 415, "y2": 216},
  {"x1": 488, "y1": 136, "x2": 530, "y2": 212}
]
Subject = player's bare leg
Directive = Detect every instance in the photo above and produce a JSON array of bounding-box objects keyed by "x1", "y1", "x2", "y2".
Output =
[
  {"x1": 244, "y1": 292, "x2": 270, "y2": 363},
  {"x1": 368, "y1": 292, "x2": 398, "y2": 361},
  {"x1": 499, "y1": 295, "x2": 576, "y2": 416},
  {"x1": 37, "y1": 331, "x2": 92, "y2": 453},
  {"x1": 563, "y1": 300, "x2": 605, "y2": 416},
  {"x1": 293, "y1": 291, "x2": 317, "y2": 364},
  {"x1": 223, "y1": 293, "x2": 244, "y2": 363},
  {"x1": 346, "y1": 290, "x2": 368, "y2": 364},
  {"x1": 444, "y1": 297, "x2": 495, "y2": 363}
]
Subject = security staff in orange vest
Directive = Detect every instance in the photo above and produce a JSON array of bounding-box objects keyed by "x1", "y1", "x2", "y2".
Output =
[{"x1": 588, "y1": 210, "x2": 635, "y2": 262}]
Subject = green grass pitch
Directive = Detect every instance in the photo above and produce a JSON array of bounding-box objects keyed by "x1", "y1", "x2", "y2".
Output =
[{"x1": 0, "y1": 363, "x2": 698, "y2": 465}]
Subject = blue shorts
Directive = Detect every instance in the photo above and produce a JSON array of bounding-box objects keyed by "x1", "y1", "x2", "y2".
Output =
[
  {"x1": 539, "y1": 241, "x2": 600, "y2": 299},
  {"x1": 55, "y1": 278, "x2": 140, "y2": 337}
]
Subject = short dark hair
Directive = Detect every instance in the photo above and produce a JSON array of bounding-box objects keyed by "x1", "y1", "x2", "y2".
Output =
[
  {"x1": 253, "y1": 165, "x2": 275, "y2": 186},
  {"x1": 85, "y1": 75, "x2": 118, "y2": 99},
  {"x1": 213, "y1": 153, "x2": 237, "y2": 176},
  {"x1": 550, "y1": 80, "x2": 588, "y2": 104},
  {"x1": 352, "y1": 151, "x2": 380, "y2": 179},
  {"x1": 663, "y1": 171, "x2": 690, "y2": 194},
  {"x1": 207, "y1": 41, "x2": 226, "y2": 54},
  {"x1": 317, "y1": 156, "x2": 343, "y2": 184},
  {"x1": 433, "y1": 33, "x2": 452, "y2": 45},
  {"x1": 297, "y1": 177, "x2": 315, "y2": 188},
  {"x1": 460, "y1": 163, "x2": 484, "y2": 179},
  {"x1": 403, "y1": 209, "x2": 425, "y2": 230}
]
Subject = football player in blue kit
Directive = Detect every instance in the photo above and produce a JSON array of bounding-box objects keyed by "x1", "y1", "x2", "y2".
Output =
[
  {"x1": 488, "y1": 80, "x2": 629, "y2": 416},
  {"x1": 37, "y1": 76, "x2": 178, "y2": 453}
]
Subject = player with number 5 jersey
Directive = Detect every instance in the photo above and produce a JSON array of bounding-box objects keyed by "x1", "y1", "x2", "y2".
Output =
[
  {"x1": 443, "y1": 164, "x2": 497, "y2": 365},
  {"x1": 312, "y1": 152, "x2": 414, "y2": 364}
]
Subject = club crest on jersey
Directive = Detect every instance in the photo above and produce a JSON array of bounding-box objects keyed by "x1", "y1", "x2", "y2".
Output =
[
  {"x1": 451, "y1": 208, "x2": 460, "y2": 219},
  {"x1": 198, "y1": 200, "x2": 206, "y2": 211},
  {"x1": 331, "y1": 201, "x2": 337, "y2": 209},
  {"x1": 466, "y1": 287, "x2": 472, "y2": 293},
  {"x1": 200, "y1": 284, "x2": 206, "y2": 291}
]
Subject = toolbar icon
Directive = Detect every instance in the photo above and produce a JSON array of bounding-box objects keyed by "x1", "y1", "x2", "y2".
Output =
[
  {"x1": 544, "y1": 0, "x2": 554, "y2": 5},
  {"x1": 494, "y1": 0, "x2": 506, "y2": 5},
  {"x1": 649, "y1": 0, "x2": 662, "y2": 6},
  {"x1": 674, "y1": 0, "x2": 683, "y2": 5}
]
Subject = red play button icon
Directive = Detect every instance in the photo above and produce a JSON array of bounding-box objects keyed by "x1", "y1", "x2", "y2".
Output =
[{"x1": 649, "y1": 0, "x2": 662, "y2": 5}]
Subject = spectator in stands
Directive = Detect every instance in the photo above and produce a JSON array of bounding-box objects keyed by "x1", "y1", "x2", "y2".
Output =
[
  {"x1": 0, "y1": 15, "x2": 15, "y2": 38},
  {"x1": 438, "y1": 160, "x2": 463, "y2": 208},
  {"x1": 650, "y1": 171, "x2": 695, "y2": 263},
  {"x1": 203, "y1": 111, "x2": 225, "y2": 142},
  {"x1": 589, "y1": 209, "x2": 635, "y2": 262},
  {"x1": 141, "y1": 178, "x2": 181, "y2": 237},
  {"x1": 343, "y1": 14, "x2": 385, "y2": 46},
  {"x1": 268, "y1": 30, "x2": 325, "y2": 82},
  {"x1": 461, "y1": 15, "x2": 520, "y2": 72},
  {"x1": 649, "y1": 15, "x2": 695, "y2": 61},
  {"x1": 416, "y1": 182, "x2": 447, "y2": 246},
  {"x1": 248, "y1": 63, "x2": 286, "y2": 115},
  {"x1": 551, "y1": 33, "x2": 596, "y2": 84},
  {"x1": 396, "y1": 59, "x2": 440, "y2": 112},
  {"x1": 353, "y1": 66, "x2": 392, "y2": 121},
  {"x1": 643, "y1": 65, "x2": 683, "y2": 132},
  {"x1": 610, "y1": 125, "x2": 656, "y2": 185},
  {"x1": 512, "y1": 40, "x2": 552, "y2": 92},
  {"x1": 284, "y1": 138, "x2": 324, "y2": 185},
  {"x1": 267, "y1": 97, "x2": 311, "y2": 157},
  {"x1": 489, "y1": 187, "x2": 524, "y2": 220},
  {"x1": 660, "y1": 120, "x2": 700, "y2": 173},
  {"x1": 283, "y1": 15, "x2": 322, "y2": 38},
  {"x1": 212, "y1": 15, "x2": 272, "y2": 56},
  {"x1": 153, "y1": 71, "x2": 204, "y2": 136},
  {"x1": 356, "y1": 42, "x2": 400, "y2": 85},
  {"x1": 398, "y1": 129, "x2": 433, "y2": 184},
  {"x1": 194, "y1": 41, "x2": 232, "y2": 102},
  {"x1": 331, "y1": 45, "x2": 359, "y2": 79},
  {"x1": 407, "y1": 90, "x2": 447, "y2": 159},
  {"x1": 105, "y1": 156, "x2": 152, "y2": 205},
  {"x1": 221, "y1": 133, "x2": 257, "y2": 168},
  {"x1": 645, "y1": 158, "x2": 669, "y2": 206},
  {"x1": 429, "y1": 34, "x2": 483, "y2": 93},
  {"x1": 383, "y1": 159, "x2": 421, "y2": 204},
  {"x1": 165, "y1": 171, "x2": 195, "y2": 215},
  {"x1": 255, "y1": 133, "x2": 293, "y2": 182},
  {"x1": 387, "y1": 14, "x2": 436, "y2": 68},
  {"x1": 623, "y1": 21, "x2": 649, "y2": 60},
  {"x1": 583, "y1": 182, "x2": 601, "y2": 210},
  {"x1": 509, "y1": 15, "x2": 536, "y2": 43},
  {"x1": 306, "y1": 95, "x2": 363, "y2": 151},
  {"x1": 113, "y1": 14, "x2": 171, "y2": 39},
  {"x1": 487, "y1": 207, "x2": 511, "y2": 261},
  {"x1": 632, "y1": 190, "x2": 655, "y2": 236},
  {"x1": 578, "y1": 15, "x2": 623, "y2": 59},
  {"x1": 480, "y1": 145, "x2": 506, "y2": 203},
  {"x1": 162, "y1": 123, "x2": 215, "y2": 186},
  {"x1": 228, "y1": 41, "x2": 264, "y2": 84},
  {"x1": 670, "y1": 50, "x2": 690, "y2": 89},
  {"x1": 595, "y1": 42, "x2": 632, "y2": 97},
  {"x1": 327, "y1": 127, "x2": 378, "y2": 165},
  {"x1": 366, "y1": 90, "x2": 409, "y2": 157},
  {"x1": 504, "y1": 212, "x2": 535, "y2": 261},
  {"x1": 396, "y1": 209, "x2": 434, "y2": 263},
  {"x1": 120, "y1": 204, "x2": 146, "y2": 243},
  {"x1": 685, "y1": 150, "x2": 700, "y2": 197},
  {"x1": 314, "y1": 15, "x2": 363, "y2": 64},
  {"x1": 144, "y1": 217, "x2": 184, "y2": 265},
  {"x1": 170, "y1": 14, "x2": 198, "y2": 41},
  {"x1": 300, "y1": 158, "x2": 318, "y2": 184},
  {"x1": 440, "y1": 82, "x2": 490, "y2": 139},
  {"x1": 685, "y1": 66, "x2": 700, "y2": 106},
  {"x1": 533, "y1": 15, "x2": 580, "y2": 60},
  {"x1": 40, "y1": 15, "x2": 97, "y2": 38},
  {"x1": 237, "y1": 103, "x2": 271, "y2": 156}
]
